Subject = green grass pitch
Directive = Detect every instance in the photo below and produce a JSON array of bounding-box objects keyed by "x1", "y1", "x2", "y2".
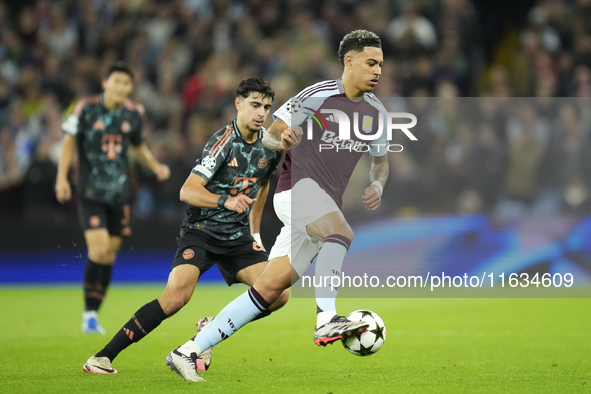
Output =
[{"x1": 1, "y1": 284, "x2": 590, "y2": 393}]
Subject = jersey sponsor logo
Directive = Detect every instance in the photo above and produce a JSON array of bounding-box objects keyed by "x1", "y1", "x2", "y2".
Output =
[
  {"x1": 101, "y1": 134, "x2": 123, "y2": 160},
  {"x1": 230, "y1": 176, "x2": 257, "y2": 196},
  {"x1": 93, "y1": 119, "x2": 105, "y2": 130},
  {"x1": 202, "y1": 155, "x2": 216, "y2": 169},
  {"x1": 227, "y1": 157, "x2": 238, "y2": 167},
  {"x1": 362, "y1": 116, "x2": 373, "y2": 133},
  {"x1": 320, "y1": 129, "x2": 368, "y2": 150},
  {"x1": 194, "y1": 165, "x2": 212, "y2": 178},
  {"x1": 121, "y1": 121, "x2": 131, "y2": 133},
  {"x1": 183, "y1": 248, "x2": 195, "y2": 260},
  {"x1": 318, "y1": 129, "x2": 404, "y2": 153},
  {"x1": 258, "y1": 158, "x2": 268, "y2": 169}
]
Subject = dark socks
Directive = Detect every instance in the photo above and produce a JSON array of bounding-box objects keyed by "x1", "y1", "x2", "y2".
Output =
[
  {"x1": 96, "y1": 299, "x2": 167, "y2": 361},
  {"x1": 83, "y1": 259, "x2": 112, "y2": 311}
]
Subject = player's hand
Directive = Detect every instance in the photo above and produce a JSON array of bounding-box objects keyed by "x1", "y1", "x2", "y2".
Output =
[
  {"x1": 154, "y1": 163, "x2": 170, "y2": 181},
  {"x1": 252, "y1": 233, "x2": 265, "y2": 251},
  {"x1": 225, "y1": 195, "x2": 257, "y2": 214},
  {"x1": 362, "y1": 184, "x2": 381, "y2": 211},
  {"x1": 55, "y1": 178, "x2": 72, "y2": 204},
  {"x1": 278, "y1": 126, "x2": 303, "y2": 150}
]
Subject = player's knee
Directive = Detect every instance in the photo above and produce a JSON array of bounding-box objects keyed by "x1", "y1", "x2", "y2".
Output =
[
  {"x1": 169, "y1": 297, "x2": 189, "y2": 314},
  {"x1": 159, "y1": 293, "x2": 190, "y2": 316},
  {"x1": 253, "y1": 257, "x2": 291, "y2": 303},
  {"x1": 334, "y1": 224, "x2": 354, "y2": 243},
  {"x1": 255, "y1": 278, "x2": 286, "y2": 304},
  {"x1": 318, "y1": 218, "x2": 354, "y2": 243},
  {"x1": 275, "y1": 289, "x2": 289, "y2": 309},
  {"x1": 88, "y1": 249, "x2": 112, "y2": 264}
]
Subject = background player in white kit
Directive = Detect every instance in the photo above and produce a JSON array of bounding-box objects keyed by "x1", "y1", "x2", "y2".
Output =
[{"x1": 168, "y1": 30, "x2": 389, "y2": 382}]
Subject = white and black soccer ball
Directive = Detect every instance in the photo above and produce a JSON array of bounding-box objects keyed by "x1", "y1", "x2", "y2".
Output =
[
  {"x1": 342, "y1": 310, "x2": 386, "y2": 356},
  {"x1": 286, "y1": 98, "x2": 302, "y2": 113}
]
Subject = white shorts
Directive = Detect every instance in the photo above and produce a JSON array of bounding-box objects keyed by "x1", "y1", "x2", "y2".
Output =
[{"x1": 268, "y1": 178, "x2": 341, "y2": 277}]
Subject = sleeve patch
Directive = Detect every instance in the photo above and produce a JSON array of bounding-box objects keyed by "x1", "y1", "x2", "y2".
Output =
[
  {"x1": 201, "y1": 155, "x2": 217, "y2": 169},
  {"x1": 62, "y1": 114, "x2": 79, "y2": 136},
  {"x1": 193, "y1": 165, "x2": 212, "y2": 179}
]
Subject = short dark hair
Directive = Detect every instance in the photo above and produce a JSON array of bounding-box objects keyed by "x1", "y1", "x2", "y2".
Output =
[
  {"x1": 338, "y1": 30, "x2": 382, "y2": 65},
  {"x1": 236, "y1": 77, "x2": 275, "y2": 101},
  {"x1": 106, "y1": 61, "x2": 134, "y2": 81}
]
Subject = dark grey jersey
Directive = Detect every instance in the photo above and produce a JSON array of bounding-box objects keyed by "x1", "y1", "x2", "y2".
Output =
[
  {"x1": 183, "y1": 120, "x2": 282, "y2": 240},
  {"x1": 62, "y1": 94, "x2": 144, "y2": 204}
]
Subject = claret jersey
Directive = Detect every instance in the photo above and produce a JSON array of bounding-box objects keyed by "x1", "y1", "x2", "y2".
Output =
[
  {"x1": 273, "y1": 78, "x2": 388, "y2": 208},
  {"x1": 184, "y1": 119, "x2": 282, "y2": 240}
]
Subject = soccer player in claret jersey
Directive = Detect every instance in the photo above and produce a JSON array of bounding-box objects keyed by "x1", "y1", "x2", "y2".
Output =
[
  {"x1": 82, "y1": 77, "x2": 288, "y2": 377},
  {"x1": 167, "y1": 30, "x2": 389, "y2": 382},
  {"x1": 56, "y1": 62, "x2": 170, "y2": 335}
]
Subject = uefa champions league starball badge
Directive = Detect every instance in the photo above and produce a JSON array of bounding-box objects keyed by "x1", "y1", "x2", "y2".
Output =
[
  {"x1": 202, "y1": 155, "x2": 217, "y2": 169},
  {"x1": 286, "y1": 97, "x2": 302, "y2": 114}
]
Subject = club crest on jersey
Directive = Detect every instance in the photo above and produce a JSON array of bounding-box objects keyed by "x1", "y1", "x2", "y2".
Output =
[
  {"x1": 93, "y1": 119, "x2": 105, "y2": 130},
  {"x1": 362, "y1": 116, "x2": 373, "y2": 133},
  {"x1": 121, "y1": 121, "x2": 131, "y2": 133},
  {"x1": 258, "y1": 158, "x2": 268, "y2": 169},
  {"x1": 183, "y1": 249, "x2": 195, "y2": 259},
  {"x1": 202, "y1": 155, "x2": 216, "y2": 169}
]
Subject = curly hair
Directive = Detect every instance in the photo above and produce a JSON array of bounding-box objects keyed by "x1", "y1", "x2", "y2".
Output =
[{"x1": 338, "y1": 30, "x2": 382, "y2": 65}]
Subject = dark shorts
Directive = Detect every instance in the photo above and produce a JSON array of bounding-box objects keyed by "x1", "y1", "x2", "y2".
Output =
[
  {"x1": 78, "y1": 198, "x2": 132, "y2": 237},
  {"x1": 172, "y1": 229, "x2": 268, "y2": 286}
]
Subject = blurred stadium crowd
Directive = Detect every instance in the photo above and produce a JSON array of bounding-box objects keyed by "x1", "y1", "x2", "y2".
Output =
[{"x1": 1, "y1": 0, "x2": 591, "y2": 225}]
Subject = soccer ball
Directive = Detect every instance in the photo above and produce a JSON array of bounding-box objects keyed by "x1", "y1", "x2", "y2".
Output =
[
  {"x1": 286, "y1": 97, "x2": 302, "y2": 113},
  {"x1": 342, "y1": 310, "x2": 386, "y2": 356}
]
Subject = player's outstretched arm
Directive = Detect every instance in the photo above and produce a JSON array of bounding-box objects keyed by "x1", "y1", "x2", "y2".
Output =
[
  {"x1": 55, "y1": 134, "x2": 77, "y2": 204},
  {"x1": 249, "y1": 178, "x2": 270, "y2": 250},
  {"x1": 180, "y1": 173, "x2": 256, "y2": 214},
  {"x1": 362, "y1": 153, "x2": 389, "y2": 211},
  {"x1": 262, "y1": 118, "x2": 303, "y2": 151},
  {"x1": 130, "y1": 143, "x2": 170, "y2": 181}
]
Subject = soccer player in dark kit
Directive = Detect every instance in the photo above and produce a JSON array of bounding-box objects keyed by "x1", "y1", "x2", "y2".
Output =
[
  {"x1": 56, "y1": 62, "x2": 170, "y2": 335},
  {"x1": 82, "y1": 77, "x2": 288, "y2": 376},
  {"x1": 166, "y1": 30, "x2": 390, "y2": 382}
]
